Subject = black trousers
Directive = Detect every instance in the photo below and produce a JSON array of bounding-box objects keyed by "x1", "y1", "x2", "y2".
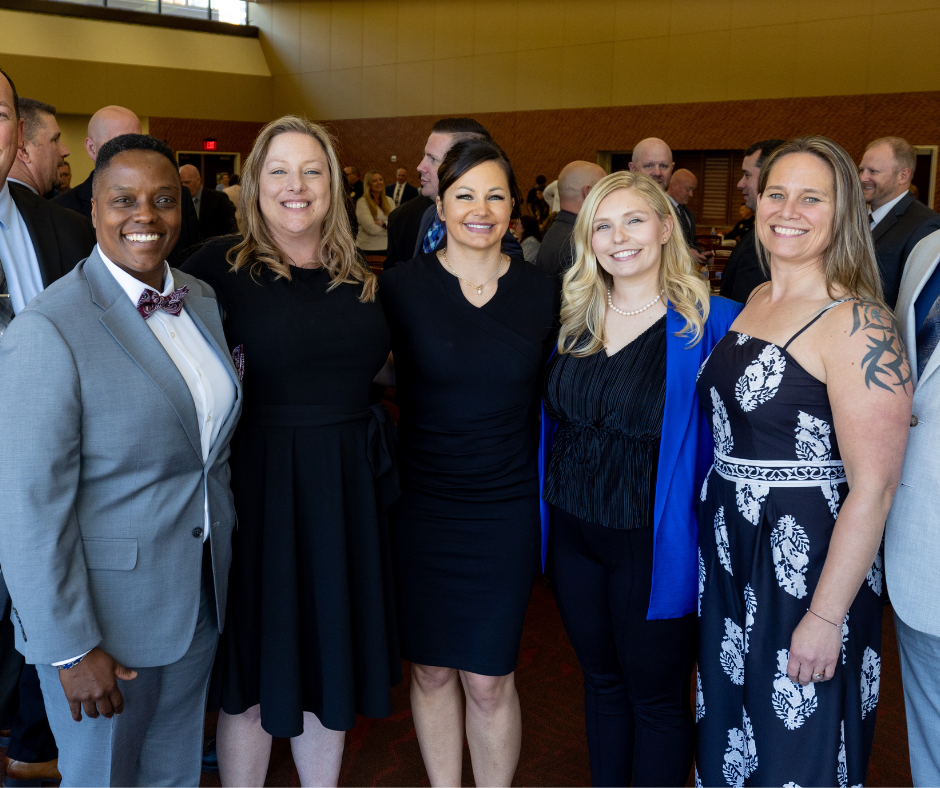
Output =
[{"x1": 551, "y1": 506, "x2": 696, "y2": 787}]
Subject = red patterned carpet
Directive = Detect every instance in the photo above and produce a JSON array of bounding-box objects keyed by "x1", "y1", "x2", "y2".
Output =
[{"x1": 199, "y1": 586, "x2": 913, "y2": 788}]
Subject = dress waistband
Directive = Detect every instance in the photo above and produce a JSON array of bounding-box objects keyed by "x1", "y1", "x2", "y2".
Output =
[{"x1": 714, "y1": 452, "x2": 846, "y2": 486}]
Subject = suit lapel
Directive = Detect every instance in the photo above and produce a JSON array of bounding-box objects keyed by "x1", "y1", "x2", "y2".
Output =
[
  {"x1": 653, "y1": 305, "x2": 697, "y2": 527},
  {"x1": 872, "y1": 193, "x2": 914, "y2": 242},
  {"x1": 9, "y1": 184, "x2": 62, "y2": 286},
  {"x1": 85, "y1": 251, "x2": 203, "y2": 460}
]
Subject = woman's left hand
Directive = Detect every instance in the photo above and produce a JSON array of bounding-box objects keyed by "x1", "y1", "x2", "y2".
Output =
[{"x1": 786, "y1": 610, "x2": 842, "y2": 686}]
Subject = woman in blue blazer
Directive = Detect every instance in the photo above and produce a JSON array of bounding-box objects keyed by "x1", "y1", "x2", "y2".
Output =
[{"x1": 540, "y1": 171, "x2": 740, "y2": 787}]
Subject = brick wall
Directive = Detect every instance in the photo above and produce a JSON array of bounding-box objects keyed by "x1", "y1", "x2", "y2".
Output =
[{"x1": 151, "y1": 90, "x2": 940, "y2": 211}]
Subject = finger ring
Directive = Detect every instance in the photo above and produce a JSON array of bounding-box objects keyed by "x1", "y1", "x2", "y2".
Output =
[{"x1": 812, "y1": 672, "x2": 824, "y2": 681}]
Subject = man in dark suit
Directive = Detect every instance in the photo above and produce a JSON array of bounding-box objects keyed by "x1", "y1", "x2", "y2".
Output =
[
  {"x1": 535, "y1": 160, "x2": 605, "y2": 278},
  {"x1": 0, "y1": 66, "x2": 95, "y2": 787},
  {"x1": 860, "y1": 136, "x2": 940, "y2": 309},
  {"x1": 7, "y1": 98, "x2": 69, "y2": 200},
  {"x1": 54, "y1": 106, "x2": 200, "y2": 265},
  {"x1": 179, "y1": 164, "x2": 236, "y2": 243},
  {"x1": 666, "y1": 168, "x2": 713, "y2": 267},
  {"x1": 385, "y1": 167, "x2": 418, "y2": 209},
  {"x1": 384, "y1": 194, "x2": 432, "y2": 269},
  {"x1": 344, "y1": 165, "x2": 364, "y2": 202},
  {"x1": 720, "y1": 138, "x2": 784, "y2": 303}
]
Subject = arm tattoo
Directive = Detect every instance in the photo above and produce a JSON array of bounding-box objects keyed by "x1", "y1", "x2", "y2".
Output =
[{"x1": 849, "y1": 301, "x2": 912, "y2": 395}]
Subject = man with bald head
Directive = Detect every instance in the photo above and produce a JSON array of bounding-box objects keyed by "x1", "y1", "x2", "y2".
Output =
[
  {"x1": 629, "y1": 138, "x2": 674, "y2": 189},
  {"x1": 54, "y1": 106, "x2": 199, "y2": 262},
  {"x1": 179, "y1": 163, "x2": 235, "y2": 242},
  {"x1": 535, "y1": 160, "x2": 606, "y2": 277},
  {"x1": 666, "y1": 168, "x2": 712, "y2": 266}
]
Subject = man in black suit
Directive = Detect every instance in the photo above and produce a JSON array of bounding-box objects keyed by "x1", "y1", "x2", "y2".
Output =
[
  {"x1": 720, "y1": 139, "x2": 784, "y2": 303},
  {"x1": 179, "y1": 163, "x2": 236, "y2": 242},
  {"x1": 0, "y1": 67, "x2": 95, "y2": 787},
  {"x1": 535, "y1": 160, "x2": 605, "y2": 278},
  {"x1": 7, "y1": 98, "x2": 69, "y2": 200},
  {"x1": 666, "y1": 168, "x2": 713, "y2": 267},
  {"x1": 386, "y1": 167, "x2": 418, "y2": 209},
  {"x1": 54, "y1": 106, "x2": 200, "y2": 265},
  {"x1": 860, "y1": 136, "x2": 940, "y2": 309},
  {"x1": 344, "y1": 165, "x2": 364, "y2": 202},
  {"x1": 384, "y1": 194, "x2": 433, "y2": 269}
]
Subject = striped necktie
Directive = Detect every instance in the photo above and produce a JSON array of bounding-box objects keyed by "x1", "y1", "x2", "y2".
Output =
[
  {"x1": 916, "y1": 294, "x2": 940, "y2": 378},
  {"x1": 422, "y1": 216, "x2": 446, "y2": 254},
  {"x1": 0, "y1": 254, "x2": 14, "y2": 342}
]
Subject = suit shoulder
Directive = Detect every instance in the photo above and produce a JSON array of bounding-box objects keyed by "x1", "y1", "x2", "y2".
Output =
[
  {"x1": 18, "y1": 262, "x2": 89, "y2": 317},
  {"x1": 172, "y1": 268, "x2": 217, "y2": 301}
]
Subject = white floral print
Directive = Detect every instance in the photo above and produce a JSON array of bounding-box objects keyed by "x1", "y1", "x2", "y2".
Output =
[
  {"x1": 770, "y1": 515, "x2": 810, "y2": 599},
  {"x1": 698, "y1": 349, "x2": 714, "y2": 383},
  {"x1": 794, "y1": 410, "x2": 841, "y2": 517},
  {"x1": 743, "y1": 584, "x2": 756, "y2": 656},
  {"x1": 841, "y1": 612, "x2": 849, "y2": 665},
  {"x1": 711, "y1": 387, "x2": 734, "y2": 454},
  {"x1": 701, "y1": 466, "x2": 712, "y2": 502},
  {"x1": 735, "y1": 333, "x2": 751, "y2": 345},
  {"x1": 735, "y1": 481, "x2": 769, "y2": 526},
  {"x1": 735, "y1": 343, "x2": 786, "y2": 411},
  {"x1": 866, "y1": 550, "x2": 884, "y2": 597},
  {"x1": 720, "y1": 618, "x2": 745, "y2": 686},
  {"x1": 860, "y1": 647, "x2": 881, "y2": 720},
  {"x1": 715, "y1": 506, "x2": 732, "y2": 576},
  {"x1": 771, "y1": 649, "x2": 818, "y2": 730},
  {"x1": 698, "y1": 547, "x2": 706, "y2": 617},
  {"x1": 722, "y1": 708, "x2": 758, "y2": 787},
  {"x1": 696, "y1": 665, "x2": 705, "y2": 722}
]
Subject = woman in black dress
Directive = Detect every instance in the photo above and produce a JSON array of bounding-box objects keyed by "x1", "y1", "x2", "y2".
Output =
[
  {"x1": 695, "y1": 137, "x2": 911, "y2": 787},
  {"x1": 380, "y1": 139, "x2": 555, "y2": 787},
  {"x1": 183, "y1": 116, "x2": 400, "y2": 787},
  {"x1": 542, "y1": 171, "x2": 740, "y2": 787}
]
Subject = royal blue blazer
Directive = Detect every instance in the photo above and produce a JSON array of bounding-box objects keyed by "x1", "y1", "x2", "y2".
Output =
[{"x1": 539, "y1": 296, "x2": 742, "y2": 620}]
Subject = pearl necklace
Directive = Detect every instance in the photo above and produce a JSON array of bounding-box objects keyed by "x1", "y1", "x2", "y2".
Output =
[
  {"x1": 441, "y1": 248, "x2": 503, "y2": 294},
  {"x1": 607, "y1": 287, "x2": 664, "y2": 316}
]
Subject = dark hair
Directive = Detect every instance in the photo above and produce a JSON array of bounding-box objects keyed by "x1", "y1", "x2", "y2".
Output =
[
  {"x1": 18, "y1": 98, "x2": 56, "y2": 143},
  {"x1": 345, "y1": 165, "x2": 359, "y2": 175},
  {"x1": 745, "y1": 138, "x2": 786, "y2": 169},
  {"x1": 0, "y1": 69, "x2": 20, "y2": 120},
  {"x1": 520, "y1": 214, "x2": 541, "y2": 242},
  {"x1": 431, "y1": 117, "x2": 491, "y2": 143},
  {"x1": 437, "y1": 137, "x2": 521, "y2": 219},
  {"x1": 535, "y1": 174, "x2": 547, "y2": 186},
  {"x1": 93, "y1": 134, "x2": 179, "y2": 194},
  {"x1": 228, "y1": 173, "x2": 239, "y2": 186}
]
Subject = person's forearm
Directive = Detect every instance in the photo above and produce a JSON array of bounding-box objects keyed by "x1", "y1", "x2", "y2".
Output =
[{"x1": 808, "y1": 488, "x2": 892, "y2": 623}]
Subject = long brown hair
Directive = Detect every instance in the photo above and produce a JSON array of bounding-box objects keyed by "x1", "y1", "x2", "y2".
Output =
[
  {"x1": 557, "y1": 171, "x2": 711, "y2": 356},
  {"x1": 227, "y1": 115, "x2": 376, "y2": 302},
  {"x1": 756, "y1": 135, "x2": 884, "y2": 305}
]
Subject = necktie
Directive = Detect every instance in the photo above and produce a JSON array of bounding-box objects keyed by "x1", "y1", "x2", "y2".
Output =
[
  {"x1": 422, "y1": 216, "x2": 446, "y2": 254},
  {"x1": 395, "y1": 183, "x2": 403, "y2": 207},
  {"x1": 137, "y1": 286, "x2": 189, "y2": 320},
  {"x1": 0, "y1": 254, "x2": 14, "y2": 342},
  {"x1": 915, "y1": 293, "x2": 940, "y2": 378},
  {"x1": 869, "y1": 212, "x2": 876, "y2": 230},
  {"x1": 193, "y1": 195, "x2": 201, "y2": 219}
]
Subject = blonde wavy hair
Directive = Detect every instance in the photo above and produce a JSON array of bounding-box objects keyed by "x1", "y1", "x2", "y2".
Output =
[
  {"x1": 227, "y1": 115, "x2": 376, "y2": 302},
  {"x1": 756, "y1": 135, "x2": 885, "y2": 306},
  {"x1": 361, "y1": 169, "x2": 393, "y2": 219},
  {"x1": 558, "y1": 171, "x2": 711, "y2": 356}
]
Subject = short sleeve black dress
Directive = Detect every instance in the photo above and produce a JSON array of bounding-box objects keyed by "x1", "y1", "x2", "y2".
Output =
[
  {"x1": 379, "y1": 253, "x2": 556, "y2": 676},
  {"x1": 183, "y1": 238, "x2": 401, "y2": 738}
]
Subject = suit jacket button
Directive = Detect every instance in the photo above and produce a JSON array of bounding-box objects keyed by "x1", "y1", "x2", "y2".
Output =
[
  {"x1": 193, "y1": 527, "x2": 204, "y2": 538},
  {"x1": 911, "y1": 414, "x2": 919, "y2": 427}
]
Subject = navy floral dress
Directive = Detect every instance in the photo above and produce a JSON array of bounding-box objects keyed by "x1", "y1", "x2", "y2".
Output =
[{"x1": 695, "y1": 302, "x2": 883, "y2": 788}]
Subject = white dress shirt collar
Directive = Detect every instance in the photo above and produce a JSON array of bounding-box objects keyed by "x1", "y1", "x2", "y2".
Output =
[
  {"x1": 97, "y1": 245, "x2": 174, "y2": 304},
  {"x1": 0, "y1": 178, "x2": 16, "y2": 231},
  {"x1": 869, "y1": 190, "x2": 909, "y2": 229}
]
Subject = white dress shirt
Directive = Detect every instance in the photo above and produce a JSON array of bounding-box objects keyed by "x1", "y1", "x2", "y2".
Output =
[
  {"x1": 392, "y1": 181, "x2": 405, "y2": 207},
  {"x1": 0, "y1": 180, "x2": 46, "y2": 314},
  {"x1": 869, "y1": 190, "x2": 909, "y2": 230},
  {"x1": 53, "y1": 248, "x2": 236, "y2": 667}
]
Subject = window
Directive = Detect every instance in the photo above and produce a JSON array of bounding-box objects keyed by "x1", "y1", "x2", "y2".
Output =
[{"x1": 53, "y1": 0, "x2": 248, "y2": 25}]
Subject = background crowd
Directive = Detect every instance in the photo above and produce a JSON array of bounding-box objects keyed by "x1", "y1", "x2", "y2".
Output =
[{"x1": 0, "y1": 56, "x2": 939, "y2": 788}]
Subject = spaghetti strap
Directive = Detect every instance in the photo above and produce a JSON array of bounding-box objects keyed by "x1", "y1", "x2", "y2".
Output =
[
  {"x1": 782, "y1": 298, "x2": 855, "y2": 350},
  {"x1": 745, "y1": 281, "x2": 770, "y2": 305}
]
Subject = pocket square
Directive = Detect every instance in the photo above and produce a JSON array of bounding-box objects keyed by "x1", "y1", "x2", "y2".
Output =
[{"x1": 231, "y1": 344, "x2": 245, "y2": 382}]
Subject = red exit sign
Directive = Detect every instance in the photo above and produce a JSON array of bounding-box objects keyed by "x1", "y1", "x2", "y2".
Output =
[{"x1": 203, "y1": 138, "x2": 218, "y2": 151}]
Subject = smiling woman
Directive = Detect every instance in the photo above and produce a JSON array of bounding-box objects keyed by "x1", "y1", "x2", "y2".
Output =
[
  {"x1": 181, "y1": 115, "x2": 399, "y2": 787},
  {"x1": 91, "y1": 134, "x2": 182, "y2": 291}
]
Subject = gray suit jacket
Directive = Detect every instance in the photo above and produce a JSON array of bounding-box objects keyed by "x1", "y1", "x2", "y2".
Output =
[
  {"x1": 885, "y1": 228, "x2": 940, "y2": 637},
  {"x1": 0, "y1": 249, "x2": 242, "y2": 666}
]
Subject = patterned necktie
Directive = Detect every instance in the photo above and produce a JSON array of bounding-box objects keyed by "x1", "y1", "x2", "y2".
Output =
[
  {"x1": 915, "y1": 293, "x2": 940, "y2": 378},
  {"x1": 137, "y1": 286, "x2": 189, "y2": 320},
  {"x1": 421, "y1": 216, "x2": 446, "y2": 254},
  {"x1": 0, "y1": 254, "x2": 14, "y2": 343}
]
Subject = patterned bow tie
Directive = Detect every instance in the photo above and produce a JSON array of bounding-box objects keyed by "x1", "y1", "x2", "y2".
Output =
[{"x1": 136, "y1": 286, "x2": 189, "y2": 319}]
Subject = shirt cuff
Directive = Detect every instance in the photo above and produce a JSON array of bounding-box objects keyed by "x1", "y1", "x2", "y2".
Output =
[{"x1": 52, "y1": 650, "x2": 91, "y2": 667}]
